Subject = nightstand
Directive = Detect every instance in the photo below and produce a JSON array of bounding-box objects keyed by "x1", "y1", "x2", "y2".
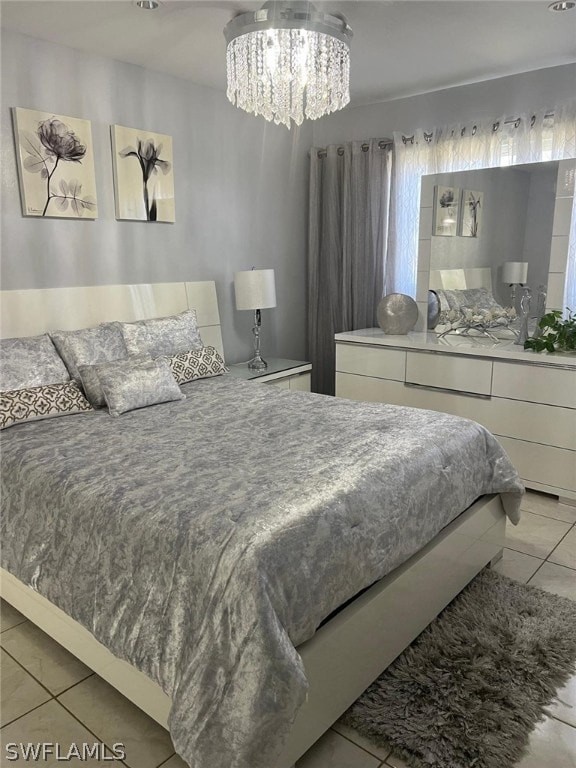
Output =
[{"x1": 228, "y1": 357, "x2": 312, "y2": 392}]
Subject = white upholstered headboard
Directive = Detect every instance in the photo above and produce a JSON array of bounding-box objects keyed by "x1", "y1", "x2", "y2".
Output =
[
  {"x1": 428, "y1": 267, "x2": 493, "y2": 292},
  {"x1": 0, "y1": 281, "x2": 224, "y2": 358}
]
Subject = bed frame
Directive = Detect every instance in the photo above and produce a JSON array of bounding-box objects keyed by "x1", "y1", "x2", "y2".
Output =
[{"x1": 0, "y1": 281, "x2": 507, "y2": 767}]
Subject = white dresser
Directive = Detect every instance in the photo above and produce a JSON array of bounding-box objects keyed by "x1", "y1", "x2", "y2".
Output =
[{"x1": 335, "y1": 330, "x2": 576, "y2": 502}]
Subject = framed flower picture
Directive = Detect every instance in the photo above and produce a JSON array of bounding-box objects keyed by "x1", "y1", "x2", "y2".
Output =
[
  {"x1": 111, "y1": 125, "x2": 175, "y2": 222},
  {"x1": 460, "y1": 189, "x2": 483, "y2": 237},
  {"x1": 433, "y1": 185, "x2": 459, "y2": 236},
  {"x1": 12, "y1": 107, "x2": 98, "y2": 219}
]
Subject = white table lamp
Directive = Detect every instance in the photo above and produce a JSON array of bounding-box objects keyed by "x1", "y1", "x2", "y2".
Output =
[
  {"x1": 502, "y1": 261, "x2": 528, "y2": 307},
  {"x1": 234, "y1": 268, "x2": 277, "y2": 370}
]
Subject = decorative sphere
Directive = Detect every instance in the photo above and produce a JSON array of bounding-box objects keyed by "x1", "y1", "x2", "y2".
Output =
[{"x1": 377, "y1": 293, "x2": 419, "y2": 335}]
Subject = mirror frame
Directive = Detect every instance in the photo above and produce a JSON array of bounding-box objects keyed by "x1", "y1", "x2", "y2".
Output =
[{"x1": 416, "y1": 158, "x2": 575, "y2": 332}]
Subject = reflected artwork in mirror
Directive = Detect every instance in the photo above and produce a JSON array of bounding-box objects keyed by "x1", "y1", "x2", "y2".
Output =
[{"x1": 433, "y1": 185, "x2": 459, "y2": 236}]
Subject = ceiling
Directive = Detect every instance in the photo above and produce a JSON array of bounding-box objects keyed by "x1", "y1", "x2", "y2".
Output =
[{"x1": 1, "y1": 1, "x2": 575, "y2": 106}]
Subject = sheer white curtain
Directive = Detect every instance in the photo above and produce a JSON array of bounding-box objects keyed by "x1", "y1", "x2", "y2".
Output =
[{"x1": 390, "y1": 100, "x2": 576, "y2": 309}]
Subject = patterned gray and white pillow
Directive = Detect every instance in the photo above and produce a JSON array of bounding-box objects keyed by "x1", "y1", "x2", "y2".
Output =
[
  {"x1": 162, "y1": 346, "x2": 228, "y2": 385},
  {"x1": 97, "y1": 358, "x2": 185, "y2": 417},
  {"x1": 78, "y1": 355, "x2": 152, "y2": 408},
  {"x1": 50, "y1": 322, "x2": 129, "y2": 383},
  {"x1": 119, "y1": 310, "x2": 203, "y2": 358},
  {"x1": 0, "y1": 334, "x2": 70, "y2": 391},
  {"x1": 0, "y1": 381, "x2": 92, "y2": 430}
]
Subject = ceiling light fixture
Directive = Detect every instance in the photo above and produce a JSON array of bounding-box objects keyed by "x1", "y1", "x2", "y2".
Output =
[
  {"x1": 224, "y1": 1, "x2": 352, "y2": 129},
  {"x1": 547, "y1": 1, "x2": 575, "y2": 10},
  {"x1": 135, "y1": 0, "x2": 159, "y2": 9}
]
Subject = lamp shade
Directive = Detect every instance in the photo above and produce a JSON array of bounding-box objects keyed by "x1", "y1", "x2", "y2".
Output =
[
  {"x1": 234, "y1": 269, "x2": 277, "y2": 310},
  {"x1": 502, "y1": 261, "x2": 528, "y2": 284}
]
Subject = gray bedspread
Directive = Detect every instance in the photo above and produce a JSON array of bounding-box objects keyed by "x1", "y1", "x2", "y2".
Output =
[{"x1": 1, "y1": 375, "x2": 523, "y2": 768}]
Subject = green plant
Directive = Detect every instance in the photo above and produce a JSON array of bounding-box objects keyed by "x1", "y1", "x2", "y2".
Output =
[{"x1": 524, "y1": 309, "x2": 576, "y2": 353}]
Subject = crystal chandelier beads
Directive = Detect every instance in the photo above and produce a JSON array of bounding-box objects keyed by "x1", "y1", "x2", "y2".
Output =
[{"x1": 224, "y1": 1, "x2": 352, "y2": 129}]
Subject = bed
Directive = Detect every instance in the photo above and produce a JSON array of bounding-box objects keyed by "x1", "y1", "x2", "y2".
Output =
[{"x1": 0, "y1": 281, "x2": 524, "y2": 768}]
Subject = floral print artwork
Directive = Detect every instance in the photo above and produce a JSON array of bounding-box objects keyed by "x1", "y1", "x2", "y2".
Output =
[
  {"x1": 111, "y1": 125, "x2": 175, "y2": 222},
  {"x1": 460, "y1": 189, "x2": 483, "y2": 237},
  {"x1": 433, "y1": 185, "x2": 459, "y2": 236},
  {"x1": 12, "y1": 108, "x2": 98, "y2": 219}
]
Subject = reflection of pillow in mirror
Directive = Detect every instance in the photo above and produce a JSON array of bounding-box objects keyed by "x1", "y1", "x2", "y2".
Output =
[
  {"x1": 461, "y1": 288, "x2": 503, "y2": 311},
  {"x1": 435, "y1": 289, "x2": 461, "y2": 312},
  {"x1": 435, "y1": 288, "x2": 503, "y2": 314}
]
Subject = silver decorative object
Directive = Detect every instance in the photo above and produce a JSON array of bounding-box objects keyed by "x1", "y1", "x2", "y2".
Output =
[
  {"x1": 427, "y1": 290, "x2": 441, "y2": 330},
  {"x1": 377, "y1": 293, "x2": 419, "y2": 335},
  {"x1": 515, "y1": 286, "x2": 532, "y2": 346},
  {"x1": 532, "y1": 285, "x2": 547, "y2": 339}
]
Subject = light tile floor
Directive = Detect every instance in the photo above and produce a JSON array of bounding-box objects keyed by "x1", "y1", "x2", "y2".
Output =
[{"x1": 1, "y1": 490, "x2": 575, "y2": 768}]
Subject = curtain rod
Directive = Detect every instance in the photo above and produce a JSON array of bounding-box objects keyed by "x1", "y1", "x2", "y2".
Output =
[
  {"x1": 401, "y1": 111, "x2": 556, "y2": 144},
  {"x1": 501, "y1": 111, "x2": 555, "y2": 128},
  {"x1": 316, "y1": 138, "x2": 392, "y2": 159},
  {"x1": 316, "y1": 110, "x2": 556, "y2": 153}
]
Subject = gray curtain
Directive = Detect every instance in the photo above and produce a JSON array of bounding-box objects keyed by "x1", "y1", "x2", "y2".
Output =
[{"x1": 308, "y1": 140, "x2": 392, "y2": 395}]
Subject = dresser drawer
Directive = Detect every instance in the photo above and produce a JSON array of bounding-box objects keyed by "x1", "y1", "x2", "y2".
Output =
[
  {"x1": 336, "y1": 344, "x2": 406, "y2": 381},
  {"x1": 400, "y1": 386, "x2": 574, "y2": 451},
  {"x1": 405, "y1": 352, "x2": 492, "y2": 396},
  {"x1": 336, "y1": 372, "x2": 406, "y2": 404},
  {"x1": 487, "y1": 400, "x2": 576, "y2": 451},
  {"x1": 497, "y1": 437, "x2": 576, "y2": 493},
  {"x1": 492, "y1": 361, "x2": 576, "y2": 409}
]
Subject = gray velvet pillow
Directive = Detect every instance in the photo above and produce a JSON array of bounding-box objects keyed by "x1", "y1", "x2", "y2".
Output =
[
  {"x1": 0, "y1": 334, "x2": 70, "y2": 391},
  {"x1": 98, "y1": 358, "x2": 185, "y2": 417},
  {"x1": 119, "y1": 310, "x2": 203, "y2": 357},
  {"x1": 50, "y1": 322, "x2": 129, "y2": 383},
  {"x1": 435, "y1": 289, "x2": 464, "y2": 313},
  {"x1": 461, "y1": 288, "x2": 503, "y2": 311},
  {"x1": 436, "y1": 288, "x2": 502, "y2": 314},
  {"x1": 78, "y1": 355, "x2": 151, "y2": 408}
]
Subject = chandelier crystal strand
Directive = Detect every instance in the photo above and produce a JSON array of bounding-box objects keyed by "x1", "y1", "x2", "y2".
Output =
[{"x1": 224, "y1": 2, "x2": 352, "y2": 129}]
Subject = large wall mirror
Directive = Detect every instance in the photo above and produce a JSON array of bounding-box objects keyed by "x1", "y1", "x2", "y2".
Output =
[{"x1": 417, "y1": 158, "x2": 575, "y2": 335}]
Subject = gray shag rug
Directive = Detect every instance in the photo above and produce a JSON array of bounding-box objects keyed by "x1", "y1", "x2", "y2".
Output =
[{"x1": 341, "y1": 568, "x2": 576, "y2": 768}]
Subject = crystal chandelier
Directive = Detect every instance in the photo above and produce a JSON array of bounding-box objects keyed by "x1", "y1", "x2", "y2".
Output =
[{"x1": 224, "y1": 1, "x2": 352, "y2": 129}]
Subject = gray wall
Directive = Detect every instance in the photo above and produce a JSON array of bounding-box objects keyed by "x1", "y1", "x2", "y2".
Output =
[{"x1": 0, "y1": 29, "x2": 313, "y2": 363}]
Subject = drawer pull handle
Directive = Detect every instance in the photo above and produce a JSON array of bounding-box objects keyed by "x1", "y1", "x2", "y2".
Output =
[{"x1": 404, "y1": 381, "x2": 491, "y2": 400}]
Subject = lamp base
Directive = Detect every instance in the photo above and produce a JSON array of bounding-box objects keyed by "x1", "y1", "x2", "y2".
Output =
[{"x1": 248, "y1": 353, "x2": 268, "y2": 371}]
